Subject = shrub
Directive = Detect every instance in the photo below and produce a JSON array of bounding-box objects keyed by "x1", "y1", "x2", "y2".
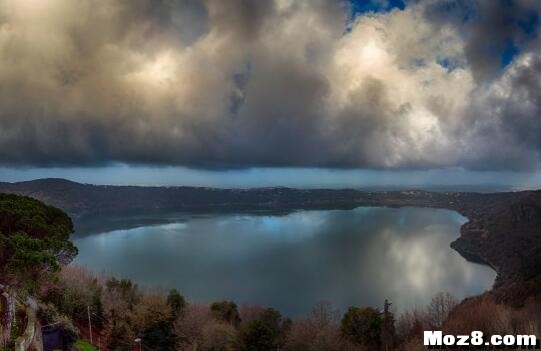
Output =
[
  {"x1": 211, "y1": 301, "x2": 241, "y2": 327},
  {"x1": 167, "y1": 289, "x2": 186, "y2": 319},
  {"x1": 340, "y1": 306, "x2": 382, "y2": 348},
  {"x1": 284, "y1": 302, "x2": 347, "y2": 351},
  {"x1": 201, "y1": 322, "x2": 238, "y2": 351},
  {"x1": 242, "y1": 320, "x2": 275, "y2": 351},
  {"x1": 425, "y1": 292, "x2": 457, "y2": 329},
  {"x1": 141, "y1": 320, "x2": 176, "y2": 351}
]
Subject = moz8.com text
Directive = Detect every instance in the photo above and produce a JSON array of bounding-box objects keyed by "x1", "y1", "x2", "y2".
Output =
[{"x1": 425, "y1": 331, "x2": 539, "y2": 349}]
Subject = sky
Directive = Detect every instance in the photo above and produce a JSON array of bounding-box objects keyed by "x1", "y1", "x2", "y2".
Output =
[{"x1": 1, "y1": 0, "x2": 541, "y2": 188}]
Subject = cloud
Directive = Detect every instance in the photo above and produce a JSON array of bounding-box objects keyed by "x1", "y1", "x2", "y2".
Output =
[
  {"x1": 0, "y1": 0, "x2": 540, "y2": 170},
  {"x1": 422, "y1": 0, "x2": 541, "y2": 81},
  {"x1": 461, "y1": 52, "x2": 541, "y2": 170}
]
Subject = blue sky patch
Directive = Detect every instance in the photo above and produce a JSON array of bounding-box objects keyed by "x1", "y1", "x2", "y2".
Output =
[
  {"x1": 437, "y1": 57, "x2": 463, "y2": 73},
  {"x1": 349, "y1": 0, "x2": 405, "y2": 18},
  {"x1": 500, "y1": 41, "x2": 519, "y2": 68}
]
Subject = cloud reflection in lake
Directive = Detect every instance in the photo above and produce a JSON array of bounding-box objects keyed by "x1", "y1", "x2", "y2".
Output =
[{"x1": 73, "y1": 207, "x2": 495, "y2": 316}]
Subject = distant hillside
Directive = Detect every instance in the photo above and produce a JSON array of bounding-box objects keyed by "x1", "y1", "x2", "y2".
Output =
[
  {"x1": 0, "y1": 178, "x2": 519, "y2": 217},
  {"x1": 1, "y1": 178, "x2": 541, "y2": 306},
  {"x1": 0, "y1": 178, "x2": 458, "y2": 217}
]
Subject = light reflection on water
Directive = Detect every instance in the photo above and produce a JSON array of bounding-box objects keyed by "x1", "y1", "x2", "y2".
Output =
[{"x1": 73, "y1": 207, "x2": 495, "y2": 316}]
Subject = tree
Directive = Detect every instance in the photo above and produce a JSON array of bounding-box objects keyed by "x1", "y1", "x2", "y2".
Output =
[
  {"x1": 174, "y1": 304, "x2": 212, "y2": 350},
  {"x1": 141, "y1": 320, "x2": 177, "y2": 351},
  {"x1": 167, "y1": 289, "x2": 186, "y2": 319},
  {"x1": 200, "y1": 322, "x2": 238, "y2": 351},
  {"x1": 426, "y1": 292, "x2": 458, "y2": 329},
  {"x1": 105, "y1": 317, "x2": 134, "y2": 351},
  {"x1": 40, "y1": 267, "x2": 104, "y2": 329},
  {"x1": 242, "y1": 320, "x2": 276, "y2": 351},
  {"x1": 257, "y1": 308, "x2": 291, "y2": 349},
  {"x1": 210, "y1": 301, "x2": 241, "y2": 327},
  {"x1": 340, "y1": 306, "x2": 382, "y2": 348},
  {"x1": 238, "y1": 307, "x2": 291, "y2": 350},
  {"x1": 381, "y1": 299, "x2": 395, "y2": 351},
  {"x1": 102, "y1": 282, "x2": 136, "y2": 351},
  {"x1": 284, "y1": 301, "x2": 346, "y2": 351},
  {"x1": 395, "y1": 309, "x2": 424, "y2": 346},
  {"x1": 0, "y1": 194, "x2": 77, "y2": 348},
  {"x1": 105, "y1": 277, "x2": 139, "y2": 308}
]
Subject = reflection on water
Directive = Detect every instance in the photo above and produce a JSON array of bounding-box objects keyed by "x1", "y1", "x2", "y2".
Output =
[{"x1": 72, "y1": 207, "x2": 495, "y2": 316}]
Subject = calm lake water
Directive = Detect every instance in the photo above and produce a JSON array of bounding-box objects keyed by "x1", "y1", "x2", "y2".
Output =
[{"x1": 73, "y1": 207, "x2": 495, "y2": 316}]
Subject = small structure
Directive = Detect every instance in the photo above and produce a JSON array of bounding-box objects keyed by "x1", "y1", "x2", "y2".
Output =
[{"x1": 42, "y1": 323, "x2": 64, "y2": 351}]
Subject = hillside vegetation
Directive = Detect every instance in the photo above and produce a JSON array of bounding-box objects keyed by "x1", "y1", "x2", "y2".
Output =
[{"x1": 0, "y1": 193, "x2": 77, "y2": 350}]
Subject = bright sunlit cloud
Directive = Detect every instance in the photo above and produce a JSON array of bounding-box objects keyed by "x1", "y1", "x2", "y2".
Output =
[{"x1": 0, "y1": 0, "x2": 540, "y2": 174}]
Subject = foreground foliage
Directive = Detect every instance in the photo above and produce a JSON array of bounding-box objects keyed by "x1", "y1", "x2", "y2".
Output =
[{"x1": 0, "y1": 194, "x2": 77, "y2": 349}]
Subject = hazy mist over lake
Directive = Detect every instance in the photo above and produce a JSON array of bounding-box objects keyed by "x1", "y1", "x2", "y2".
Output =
[{"x1": 73, "y1": 207, "x2": 495, "y2": 316}]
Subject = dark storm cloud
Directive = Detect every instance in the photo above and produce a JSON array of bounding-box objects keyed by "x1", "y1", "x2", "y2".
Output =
[
  {"x1": 421, "y1": 0, "x2": 541, "y2": 170},
  {"x1": 0, "y1": 0, "x2": 541, "y2": 170},
  {"x1": 423, "y1": 0, "x2": 541, "y2": 81},
  {"x1": 460, "y1": 52, "x2": 541, "y2": 171}
]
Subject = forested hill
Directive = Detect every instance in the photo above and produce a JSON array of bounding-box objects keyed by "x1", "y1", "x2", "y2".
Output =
[
  {"x1": 0, "y1": 178, "x2": 523, "y2": 217},
  {"x1": 0, "y1": 178, "x2": 448, "y2": 216}
]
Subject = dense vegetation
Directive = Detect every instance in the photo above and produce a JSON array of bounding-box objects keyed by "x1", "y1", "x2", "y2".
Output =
[
  {"x1": 0, "y1": 194, "x2": 77, "y2": 349},
  {"x1": 40, "y1": 267, "x2": 541, "y2": 351},
  {"x1": 34, "y1": 266, "x2": 441, "y2": 350}
]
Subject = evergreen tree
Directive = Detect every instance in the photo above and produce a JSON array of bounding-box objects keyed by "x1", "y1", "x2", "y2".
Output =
[
  {"x1": 0, "y1": 194, "x2": 77, "y2": 348},
  {"x1": 340, "y1": 306, "x2": 382, "y2": 348}
]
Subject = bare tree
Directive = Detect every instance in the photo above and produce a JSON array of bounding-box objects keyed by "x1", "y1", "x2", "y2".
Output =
[
  {"x1": 426, "y1": 292, "x2": 458, "y2": 329},
  {"x1": 174, "y1": 304, "x2": 212, "y2": 350},
  {"x1": 284, "y1": 301, "x2": 358, "y2": 351}
]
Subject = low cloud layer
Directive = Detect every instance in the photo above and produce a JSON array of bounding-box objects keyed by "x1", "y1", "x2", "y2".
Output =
[{"x1": 0, "y1": 0, "x2": 540, "y2": 170}]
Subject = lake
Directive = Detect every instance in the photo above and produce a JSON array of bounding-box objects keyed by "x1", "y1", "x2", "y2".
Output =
[{"x1": 72, "y1": 207, "x2": 495, "y2": 316}]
